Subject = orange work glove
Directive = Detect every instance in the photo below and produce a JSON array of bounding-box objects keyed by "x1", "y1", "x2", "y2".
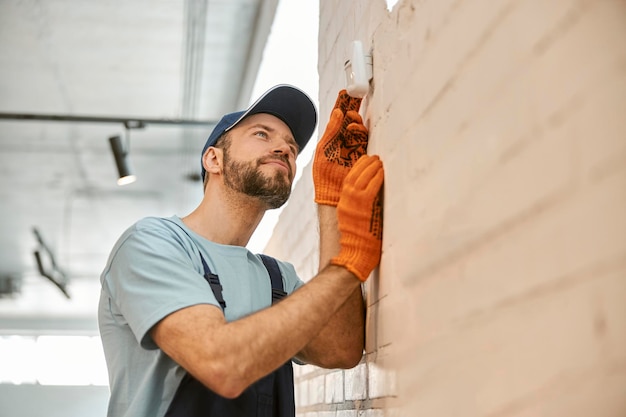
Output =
[
  {"x1": 330, "y1": 155, "x2": 384, "y2": 282},
  {"x1": 313, "y1": 90, "x2": 369, "y2": 206}
]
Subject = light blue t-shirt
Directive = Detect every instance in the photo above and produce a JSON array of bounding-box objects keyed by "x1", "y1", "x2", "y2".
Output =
[{"x1": 98, "y1": 216, "x2": 304, "y2": 417}]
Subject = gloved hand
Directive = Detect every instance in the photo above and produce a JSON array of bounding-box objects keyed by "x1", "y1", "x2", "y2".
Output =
[
  {"x1": 313, "y1": 90, "x2": 369, "y2": 206},
  {"x1": 330, "y1": 155, "x2": 384, "y2": 281}
]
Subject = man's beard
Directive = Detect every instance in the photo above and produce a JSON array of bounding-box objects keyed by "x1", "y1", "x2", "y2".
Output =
[{"x1": 222, "y1": 152, "x2": 293, "y2": 209}]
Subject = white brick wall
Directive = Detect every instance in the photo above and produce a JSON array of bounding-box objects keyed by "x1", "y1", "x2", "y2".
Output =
[{"x1": 265, "y1": 0, "x2": 626, "y2": 415}]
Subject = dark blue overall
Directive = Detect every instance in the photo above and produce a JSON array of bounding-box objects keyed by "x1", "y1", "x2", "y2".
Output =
[{"x1": 163, "y1": 229, "x2": 295, "y2": 417}]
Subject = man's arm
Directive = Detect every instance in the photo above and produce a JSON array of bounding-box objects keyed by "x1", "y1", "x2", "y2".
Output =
[
  {"x1": 296, "y1": 90, "x2": 371, "y2": 368},
  {"x1": 294, "y1": 204, "x2": 365, "y2": 368},
  {"x1": 152, "y1": 263, "x2": 361, "y2": 399}
]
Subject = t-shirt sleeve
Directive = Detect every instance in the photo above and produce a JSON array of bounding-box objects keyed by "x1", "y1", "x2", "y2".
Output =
[{"x1": 102, "y1": 221, "x2": 221, "y2": 350}]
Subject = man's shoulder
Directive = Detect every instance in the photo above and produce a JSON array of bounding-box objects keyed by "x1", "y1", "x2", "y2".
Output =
[
  {"x1": 133, "y1": 215, "x2": 178, "y2": 231},
  {"x1": 121, "y1": 216, "x2": 188, "y2": 242},
  {"x1": 107, "y1": 216, "x2": 189, "y2": 261}
]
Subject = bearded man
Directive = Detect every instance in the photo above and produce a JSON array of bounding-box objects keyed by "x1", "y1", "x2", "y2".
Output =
[{"x1": 98, "y1": 85, "x2": 384, "y2": 417}]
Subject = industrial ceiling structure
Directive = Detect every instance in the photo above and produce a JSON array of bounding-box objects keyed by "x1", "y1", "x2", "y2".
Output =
[{"x1": 0, "y1": 0, "x2": 279, "y2": 333}]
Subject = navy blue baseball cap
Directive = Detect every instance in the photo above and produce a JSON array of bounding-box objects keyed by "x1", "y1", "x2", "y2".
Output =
[{"x1": 200, "y1": 84, "x2": 318, "y2": 180}]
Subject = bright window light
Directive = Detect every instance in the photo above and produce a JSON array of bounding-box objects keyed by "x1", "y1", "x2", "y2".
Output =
[
  {"x1": 0, "y1": 336, "x2": 38, "y2": 384},
  {"x1": 0, "y1": 335, "x2": 108, "y2": 386}
]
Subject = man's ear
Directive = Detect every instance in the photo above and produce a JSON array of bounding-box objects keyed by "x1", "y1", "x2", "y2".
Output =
[{"x1": 202, "y1": 147, "x2": 223, "y2": 175}]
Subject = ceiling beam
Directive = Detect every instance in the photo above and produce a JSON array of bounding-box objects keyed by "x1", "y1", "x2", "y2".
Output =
[{"x1": 0, "y1": 112, "x2": 216, "y2": 127}]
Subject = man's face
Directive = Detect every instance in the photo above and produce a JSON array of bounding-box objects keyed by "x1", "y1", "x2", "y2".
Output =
[{"x1": 221, "y1": 113, "x2": 298, "y2": 209}]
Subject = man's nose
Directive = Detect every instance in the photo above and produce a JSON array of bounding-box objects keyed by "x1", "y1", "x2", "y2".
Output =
[{"x1": 272, "y1": 141, "x2": 291, "y2": 154}]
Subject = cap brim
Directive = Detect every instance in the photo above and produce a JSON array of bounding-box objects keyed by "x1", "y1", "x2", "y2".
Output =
[{"x1": 226, "y1": 84, "x2": 317, "y2": 152}]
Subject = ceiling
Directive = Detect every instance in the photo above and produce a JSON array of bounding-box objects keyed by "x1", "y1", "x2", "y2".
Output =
[{"x1": 0, "y1": 0, "x2": 279, "y2": 333}]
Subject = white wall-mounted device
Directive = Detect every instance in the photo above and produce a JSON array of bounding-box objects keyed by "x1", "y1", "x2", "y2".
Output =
[{"x1": 344, "y1": 40, "x2": 373, "y2": 98}]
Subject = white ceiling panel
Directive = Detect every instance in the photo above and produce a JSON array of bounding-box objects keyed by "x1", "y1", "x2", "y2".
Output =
[{"x1": 0, "y1": 0, "x2": 277, "y2": 332}]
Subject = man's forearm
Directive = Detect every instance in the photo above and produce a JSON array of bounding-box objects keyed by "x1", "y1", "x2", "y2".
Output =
[
  {"x1": 152, "y1": 264, "x2": 362, "y2": 398},
  {"x1": 219, "y1": 264, "x2": 362, "y2": 389},
  {"x1": 294, "y1": 205, "x2": 366, "y2": 368},
  {"x1": 295, "y1": 285, "x2": 364, "y2": 368},
  {"x1": 318, "y1": 204, "x2": 341, "y2": 268}
]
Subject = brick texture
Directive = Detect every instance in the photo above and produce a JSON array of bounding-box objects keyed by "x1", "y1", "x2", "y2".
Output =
[{"x1": 265, "y1": 0, "x2": 626, "y2": 416}]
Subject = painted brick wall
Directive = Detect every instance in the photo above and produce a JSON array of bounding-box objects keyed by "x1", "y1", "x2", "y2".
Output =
[{"x1": 265, "y1": 0, "x2": 626, "y2": 416}]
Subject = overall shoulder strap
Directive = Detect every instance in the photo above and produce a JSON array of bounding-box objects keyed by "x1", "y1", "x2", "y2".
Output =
[
  {"x1": 258, "y1": 254, "x2": 288, "y2": 304},
  {"x1": 160, "y1": 218, "x2": 226, "y2": 310}
]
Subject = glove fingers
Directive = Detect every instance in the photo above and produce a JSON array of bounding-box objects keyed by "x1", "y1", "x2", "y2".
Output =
[
  {"x1": 346, "y1": 123, "x2": 368, "y2": 136},
  {"x1": 334, "y1": 90, "x2": 363, "y2": 114},
  {"x1": 348, "y1": 155, "x2": 382, "y2": 190},
  {"x1": 358, "y1": 158, "x2": 384, "y2": 191},
  {"x1": 366, "y1": 165, "x2": 385, "y2": 195},
  {"x1": 325, "y1": 108, "x2": 344, "y2": 137},
  {"x1": 345, "y1": 124, "x2": 368, "y2": 147},
  {"x1": 344, "y1": 110, "x2": 363, "y2": 126},
  {"x1": 335, "y1": 123, "x2": 368, "y2": 166},
  {"x1": 350, "y1": 154, "x2": 379, "y2": 175}
]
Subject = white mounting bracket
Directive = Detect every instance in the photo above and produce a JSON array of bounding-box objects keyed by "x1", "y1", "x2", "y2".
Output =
[{"x1": 344, "y1": 40, "x2": 373, "y2": 98}]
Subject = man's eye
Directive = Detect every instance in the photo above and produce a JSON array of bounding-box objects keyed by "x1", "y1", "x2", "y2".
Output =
[{"x1": 255, "y1": 131, "x2": 268, "y2": 139}]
